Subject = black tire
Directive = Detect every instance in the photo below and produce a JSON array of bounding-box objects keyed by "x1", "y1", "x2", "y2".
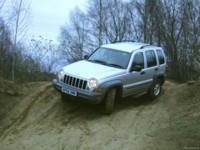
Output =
[
  {"x1": 148, "y1": 79, "x2": 162, "y2": 99},
  {"x1": 104, "y1": 88, "x2": 116, "y2": 114},
  {"x1": 61, "y1": 93, "x2": 70, "y2": 102}
]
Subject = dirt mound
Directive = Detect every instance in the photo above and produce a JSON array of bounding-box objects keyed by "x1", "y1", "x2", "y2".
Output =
[
  {"x1": 0, "y1": 79, "x2": 200, "y2": 150},
  {"x1": 147, "y1": 81, "x2": 200, "y2": 150},
  {"x1": 0, "y1": 78, "x2": 28, "y2": 95}
]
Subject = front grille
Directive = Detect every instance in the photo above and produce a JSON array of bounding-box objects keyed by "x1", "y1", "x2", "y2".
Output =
[{"x1": 62, "y1": 75, "x2": 87, "y2": 90}]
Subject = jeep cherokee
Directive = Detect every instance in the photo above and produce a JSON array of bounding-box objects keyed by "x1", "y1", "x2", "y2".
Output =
[{"x1": 52, "y1": 42, "x2": 167, "y2": 114}]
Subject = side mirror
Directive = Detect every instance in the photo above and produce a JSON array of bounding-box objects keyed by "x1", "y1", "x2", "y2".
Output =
[
  {"x1": 131, "y1": 65, "x2": 142, "y2": 72},
  {"x1": 84, "y1": 55, "x2": 88, "y2": 60}
]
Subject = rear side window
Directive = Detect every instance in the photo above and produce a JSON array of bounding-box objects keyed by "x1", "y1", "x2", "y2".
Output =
[
  {"x1": 145, "y1": 50, "x2": 157, "y2": 67},
  {"x1": 132, "y1": 52, "x2": 144, "y2": 69},
  {"x1": 156, "y1": 50, "x2": 165, "y2": 64}
]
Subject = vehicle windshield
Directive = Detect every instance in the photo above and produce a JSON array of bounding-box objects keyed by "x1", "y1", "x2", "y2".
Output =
[{"x1": 87, "y1": 47, "x2": 131, "y2": 69}]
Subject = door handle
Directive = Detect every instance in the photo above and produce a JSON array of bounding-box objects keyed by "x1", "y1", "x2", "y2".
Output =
[
  {"x1": 155, "y1": 68, "x2": 159, "y2": 71},
  {"x1": 141, "y1": 71, "x2": 145, "y2": 75}
]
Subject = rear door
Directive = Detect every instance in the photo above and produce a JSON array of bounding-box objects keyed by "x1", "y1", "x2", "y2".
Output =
[
  {"x1": 143, "y1": 49, "x2": 159, "y2": 86},
  {"x1": 156, "y1": 49, "x2": 166, "y2": 73}
]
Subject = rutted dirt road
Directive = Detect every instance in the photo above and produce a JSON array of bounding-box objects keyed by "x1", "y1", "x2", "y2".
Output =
[{"x1": 0, "y1": 78, "x2": 200, "y2": 150}]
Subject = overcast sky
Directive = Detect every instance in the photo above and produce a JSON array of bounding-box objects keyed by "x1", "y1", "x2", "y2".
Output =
[{"x1": 28, "y1": 0, "x2": 87, "y2": 43}]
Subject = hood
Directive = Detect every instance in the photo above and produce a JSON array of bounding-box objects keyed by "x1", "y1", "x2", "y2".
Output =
[{"x1": 63, "y1": 60, "x2": 125, "y2": 80}]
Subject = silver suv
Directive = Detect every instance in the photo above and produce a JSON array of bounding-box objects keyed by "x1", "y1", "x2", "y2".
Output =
[{"x1": 52, "y1": 42, "x2": 168, "y2": 114}]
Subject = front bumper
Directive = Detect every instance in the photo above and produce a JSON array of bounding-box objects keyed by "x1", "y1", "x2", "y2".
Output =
[{"x1": 52, "y1": 79, "x2": 105, "y2": 104}]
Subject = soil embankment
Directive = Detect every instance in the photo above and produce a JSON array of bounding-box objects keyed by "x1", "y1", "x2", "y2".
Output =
[{"x1": 0, "y1": 78, "x2": 200, "y2": 150}]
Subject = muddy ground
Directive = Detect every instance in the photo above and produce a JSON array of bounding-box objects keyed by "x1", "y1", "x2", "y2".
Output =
[{"x1": 0, "y1": 78, "x2": 200, "y2": 150}]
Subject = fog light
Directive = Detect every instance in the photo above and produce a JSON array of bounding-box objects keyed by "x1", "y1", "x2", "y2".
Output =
[{"x1": 94, "y1": 88, "x2": 104, "y2": 93}]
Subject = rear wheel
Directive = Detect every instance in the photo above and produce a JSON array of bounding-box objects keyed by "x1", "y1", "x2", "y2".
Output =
[
  {"x1": 104, "y1": 88, "x2": 116, "y2": 114},
  {"x1": 148, "y1": 79, "x2": 162, "y2": 99}
]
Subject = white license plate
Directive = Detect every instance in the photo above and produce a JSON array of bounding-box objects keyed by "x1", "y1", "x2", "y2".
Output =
[{"x1": 62, "y1": 88, "x2": 77, "y2": 96}]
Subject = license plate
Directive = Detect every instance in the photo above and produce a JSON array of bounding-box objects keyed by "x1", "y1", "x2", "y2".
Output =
[{"x1": 62, "y1": 88, "x2": 77, "y2": 96}]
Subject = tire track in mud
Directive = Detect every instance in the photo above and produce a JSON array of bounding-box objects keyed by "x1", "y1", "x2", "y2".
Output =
[
  {"x1": 18, "y1": 86, "x2": 60, "y2": 125},
  {"x1": 77, "y1": 120, "x2": 93, "y2": 149},
  {"x1": 0, "y1": 84, "x2": 91, "y2": 142},
  {"x1": 0, "y1": 83, "x2": 53, "y2": 140},
  {"x1": 1, "y1": 81, "x2": 184, "y2": 150}
]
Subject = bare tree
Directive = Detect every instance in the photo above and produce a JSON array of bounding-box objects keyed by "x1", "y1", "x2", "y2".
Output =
[
  {"x1": 86, "y1": 0, "x2": 106, "y2": 47},
  {"x1": 60, "y1": 7, "x2": 89, "y2": 63},
  {"x1": 28, "y1": 37, "x2": 61, "y2": 73},
  {"x1": 104, "y1": 0, "x2": 130, "y2": 42},
  {"x1": 0, "y1": 18, "x2": 12, "y2": 78},
  {"x1": 0, "y1": 0, "x2": 56, "y2": 81},
  {"x1": 9, "y1": 0, "x2": 31, "y2": 80},
  {"x1": 0, "y1": 0, "x2": 6, "y2": 10},
  {"x1": 58, "y1": 0, "x2": 200, "y2": 81}
]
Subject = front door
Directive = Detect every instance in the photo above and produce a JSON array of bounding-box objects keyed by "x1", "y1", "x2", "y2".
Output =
[{"x1": 124, "y1": 52, "x2": 150, "y2": 96}]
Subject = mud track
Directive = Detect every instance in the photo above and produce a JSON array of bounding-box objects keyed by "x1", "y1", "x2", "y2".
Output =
[{"x1": 0, "y1": 80, "x2": 200, "y2": 150}]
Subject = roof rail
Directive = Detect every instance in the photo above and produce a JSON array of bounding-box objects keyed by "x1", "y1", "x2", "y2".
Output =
[
  {"x1": 140, "y1": 44, "x2": 159, "y2": 49},
  {"x1": 111, "y1": 40, "x2": 135, "y2": 43}
]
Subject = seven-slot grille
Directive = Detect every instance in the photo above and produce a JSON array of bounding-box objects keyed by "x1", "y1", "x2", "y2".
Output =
[{"x1": 62, "y1": 75, "x2": 88, "y2": 90}]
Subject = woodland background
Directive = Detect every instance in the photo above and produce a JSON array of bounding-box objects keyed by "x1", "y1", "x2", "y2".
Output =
[{"x1": 0, "y1": 0, "x2": 200, "y2": 82}]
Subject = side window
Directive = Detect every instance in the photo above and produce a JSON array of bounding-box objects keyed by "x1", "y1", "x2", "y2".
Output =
[
  {"x1": 132, "y1": 52, "x2": 144, "y2": 69},
  {"x1": 145, "y1": 50, "x2": 157, "y2": 67},
  {"x1": 156, "y1": 50, "x2": 165, "y2": 64}
]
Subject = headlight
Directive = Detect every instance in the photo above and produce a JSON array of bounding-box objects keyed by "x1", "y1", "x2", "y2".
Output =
[
  {"x1": 58, "y1": 69, "x2": 64, "y2": 79},
  {"x1": 88, "y1": 79, "x2": 98, "y2": 88}
]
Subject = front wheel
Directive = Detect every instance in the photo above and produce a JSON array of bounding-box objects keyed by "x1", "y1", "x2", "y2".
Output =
[
  {"x1": 104, "y1": 88, "x2": 116, "y2": 114},
  {"x1": 148, "y1": 79, "x2": 162, "y2": 99}
]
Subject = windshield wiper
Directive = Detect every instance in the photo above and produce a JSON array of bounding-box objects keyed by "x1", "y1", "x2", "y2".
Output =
[
  {"x1": 107, "y1": 63, "x2": 125, "y2": 69},
  {"x1": 88, "y1": 60, "x2": 124, "y2": 69},
  {"x1": 88, "y1": 59, "x2": 107, "y2": 65}
]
